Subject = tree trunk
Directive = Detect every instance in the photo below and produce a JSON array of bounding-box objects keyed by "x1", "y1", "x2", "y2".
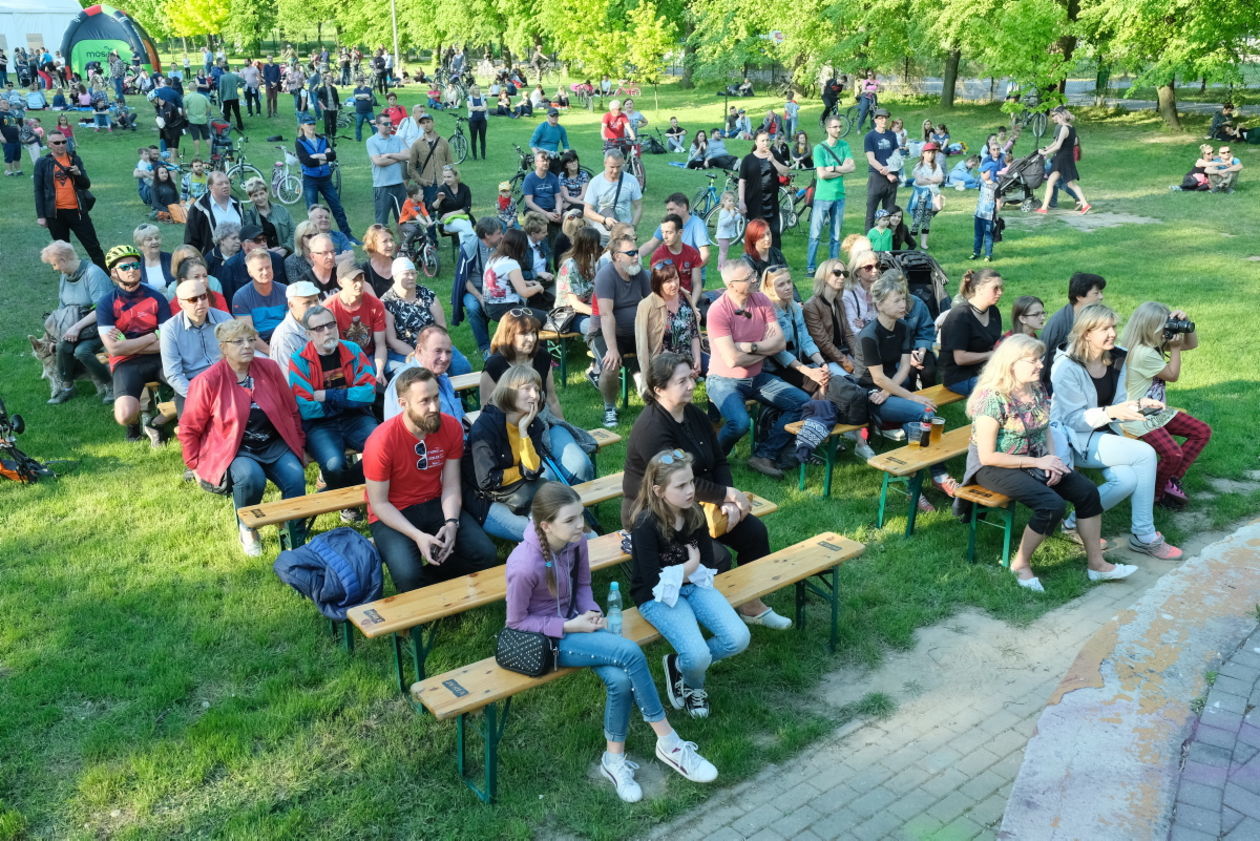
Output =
[
  {"x1": 1094, "y1": 63, "x2": 1109, "y2": 107},
  {"x1": 940, "y1": 49, "x2": 961, "y2": 108},
  {"x1": 1156, "y1": 81, "x2": 1181, "y2": 129}
]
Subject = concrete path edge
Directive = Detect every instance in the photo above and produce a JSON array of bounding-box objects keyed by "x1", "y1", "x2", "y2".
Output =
[{"x1": 998, "y1": 519, "x2": 1260, "y2": 840}]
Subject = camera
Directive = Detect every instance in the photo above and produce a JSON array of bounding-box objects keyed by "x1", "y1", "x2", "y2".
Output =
[{"x1": 1164, "y1": 317, "x2": 1195, "y2": 340}]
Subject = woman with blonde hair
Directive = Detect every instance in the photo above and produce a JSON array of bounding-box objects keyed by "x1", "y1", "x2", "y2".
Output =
[
  {"x1": 803, "y1": 259, "x2": 860, "y2": 379},
  {"x1": 285, "y1": 220, "x2": 318, "y2": 284},
  {"x1": 759, "y1": 264, "x2": 830, "y2": 392},
  {"x1": 133, "y1": 223, "x2": 174, "y2": 291},
  {"x1": 1049, "y1": 304, "x2": 1181, "y2": 559},
  {"x1": 962, "y1": 334, "x2": 1132, "y2": 591},
  {"x1": 360, "y1": 223, "x2": 398, "y2": 297},
  {"x1": 240, "y1": 176, "x2": 295, "y2": 254},
  {"x1": 1118, "y1": 301, "x2": 1210, "y2": 508}
]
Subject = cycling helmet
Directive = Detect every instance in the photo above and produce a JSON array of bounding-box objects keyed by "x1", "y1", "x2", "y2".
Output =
[{"x1": 105, "y1": 244, "x2": 142, "y2": 269}]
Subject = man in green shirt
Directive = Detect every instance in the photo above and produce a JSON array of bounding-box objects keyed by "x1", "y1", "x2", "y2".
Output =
[
  {"x1": 218, "y1": 65, "x2": 243, "y2": 131},
  {"x1": 807, "y1": 115, "x2": 855, "y2": 273},
  {"x1": 183, "y1": 89, "x2": 211, "y2": 160}
]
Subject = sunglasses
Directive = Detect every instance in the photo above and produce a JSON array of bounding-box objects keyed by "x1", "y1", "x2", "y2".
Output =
[
  {"x1": 115, "y1": 261, "x2": 141, "y2": 271},
  {"x1": 180, "y1": 293, "x2": 210, "y2": 303},
  {"x1": 508, "y1": 307, "x2": 534, "y2": 320},
  {"x1": 657, "y1": 448, "x2": 687, "y2": 465},
  {"x1": 832, "y1": 268, "x2": 849, "y2": 278},
  {"x1": 307, "y1": 321, "x2": 338, "y2": 333},
  {"x1": 618, "y1": 249, "x2": 639, "y2": 257},
  {"x1": 651, "y1": 259, "x2": 675, "y2": 271},
  {"x1": 49, "y1": 140, "x2": 67, "y2": 145},
  {"x1": 414, "y1": 440, "x2": 429, "y2": 470}
]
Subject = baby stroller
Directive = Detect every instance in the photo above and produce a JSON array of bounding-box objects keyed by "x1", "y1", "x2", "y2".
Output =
[
  {"x1": 208, "y1": 120, "x2": 234, "y2": 165},
  {"x1": 996, "y1": 151, "x2": 1045, "y2": 213},
  {"x1": 874, "y1": 249, "x2": 951, "y2": 319}
]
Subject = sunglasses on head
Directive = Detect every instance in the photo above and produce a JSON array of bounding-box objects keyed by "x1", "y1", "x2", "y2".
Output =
[
  {"x1": 508, "y1": 307, "x2": 533, "y2": 320},
  {"x1": 657, "y1": 448, "x2": 687, "y2": 465},
  {"x1": 651, "y1": 259, "x2": 674, "y2": 271}
]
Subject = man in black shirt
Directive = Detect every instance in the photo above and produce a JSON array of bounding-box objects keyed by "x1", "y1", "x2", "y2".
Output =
[{"x1": 863, "y1": 108, "x2": 901, "y2": 230}]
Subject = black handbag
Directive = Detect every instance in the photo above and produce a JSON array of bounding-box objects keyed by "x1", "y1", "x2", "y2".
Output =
[
  {"x1": 543, "y1": 305, "x2": 577, "y2": 334},
  {"x1": 495, "y1": 552, "x2": 578, "y2": 677},
  {"x1": 490, "y1": 475, "x2": 546, "y2": 514}
]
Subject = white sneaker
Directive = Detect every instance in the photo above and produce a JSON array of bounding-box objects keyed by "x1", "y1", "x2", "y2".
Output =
[
  {"x1": 878, "y1": 427, "x2": 906, "y2": 442},
  {"x1": 239, "y1": 525, "x2": 262, "y2": 557},
  {"x1": 854, "y1": 440, "x2": 877, "y2": 460},
  {"x1": 600, "y1": 753, "x2": 642, "y2": 803},
  {"x1": 656, "y1": 738, "x2": 718, "y2": 783},
  {"x1": 741, "y1": 607, "x2": 792, "y2": 630}
]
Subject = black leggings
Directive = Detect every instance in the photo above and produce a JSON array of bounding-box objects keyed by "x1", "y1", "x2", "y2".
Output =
[
  {"x1": 973, "y1": 465, "x2": 1103, "y2": 536},
  {"x1": 469, "y1": 118, "x2": 487, "y2": 159}
]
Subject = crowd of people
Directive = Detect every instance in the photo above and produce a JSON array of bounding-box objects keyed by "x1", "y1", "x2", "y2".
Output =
[{"x1": 25, "y1": 51, "x2": 1224, "y2": 803}]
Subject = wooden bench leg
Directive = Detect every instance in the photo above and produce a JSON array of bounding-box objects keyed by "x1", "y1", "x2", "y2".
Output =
[
  {"x1": 456, "y1": 699, "x2": 511, "y2": 804},
  {"x1": 394, "y1": 624, "x2": 435, "y2": 703},
  {"x1": 822, "y1": 435, "x2": 841, "y2": 498},
  {"x1": 966, "y1": 502, "x2": 981, "y2": 563},
  {"x1": 546, "y1": 337, "x2": 569, "y2": 389},
  {"x1": 329, "y1": 619, "x2": 354, "y2": 653}
]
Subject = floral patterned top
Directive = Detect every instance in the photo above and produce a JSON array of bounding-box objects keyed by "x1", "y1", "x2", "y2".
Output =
[
  {"x1": 970, "y1": 385, "x2": 1050, "y2": 457},
  {"x1": 556, "y1": 257, "x2": 595, "y2": 306},
  {"x1": 663, "y1": 300, "x2": 699, "y2": 357},
  {"x1": 381, "y1": 285, "x2": 438, "y2": 347},
  {"x1": 559, "y1": 169, "x2": 591, "y2": 203}
]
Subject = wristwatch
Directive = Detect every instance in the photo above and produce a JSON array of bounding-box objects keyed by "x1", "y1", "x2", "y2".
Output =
[
  {"x1": 444, "y1": 517, "x2": 460, "y2": 529},
  {"x1": 750, "y1": 342, "x2": 759, "y2": 354}
]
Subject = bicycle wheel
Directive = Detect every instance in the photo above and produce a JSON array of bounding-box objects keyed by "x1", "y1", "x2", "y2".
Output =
[
  {"x1": 509, "y1": 174, "x2": 524, "y2": 211},
  {"x1": 843, "y1": 105, "x2": 861, "y2": 135},
  {"x1": 274, "y1": 174, "x2": 303, "y2": 206},
  {"x1": 420, "y1": 241, "x2": 440, "y2": 278},
  {"x1": 705, "y1": 203, "x2": 744, "y2": 244},
  {"x1": 778, "y1": 188, "x2": 798, "y2": 231},
  {"x1": 331, "y1": 163, "x2": 342, "y2": 195},
  {"x1": 337, "y1": 111, "x2": 352, "y2": 129},
  {"x1": 227, "y1": 163, "x2": 264, "y2": 196},
  {"x1": 1031, "y1": 111, "x2": 1048, "y2": 140},
  {"x1": 693, "y1": 186, "x2": 714, "y2": 217},
  {"x1": 449, "y1": 131, "x2": 468, "y2": 165},
  {"x1": 629, "y1": 154, "x2": 646, "y2": 191}
]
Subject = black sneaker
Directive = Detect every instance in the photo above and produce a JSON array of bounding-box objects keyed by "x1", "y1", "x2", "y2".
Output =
[
  {"x1": 682, "y1": 685, "x2": 710, "y2": 719},
  {"x1": 662, "y1": 653, "x2": 685, "y2": 711},
  {"x1": 125, "y1": 424, "x2": 143, "y2": 442},
  {"x1": 585, "y1": 368, "x2": 601, "y2": 390}
]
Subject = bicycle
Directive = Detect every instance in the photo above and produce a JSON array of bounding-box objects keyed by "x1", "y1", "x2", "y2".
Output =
[
  {"x1": 1009, "y1": 92, "x2": 1048, "y2": 140},
  {"x1": 777, "y1": 174, "x2": 811, "y2": 232},
  {"x1": 604, "y1": 138, "x2": 646, "y2": 191},
  {"x1": 401, "y1": 227, "x2": 440, "y2": 278},
  {"x1": 211, "y1": 130, "x2": 264, "y2": 197},
  {"x1": 270, "y1": 145, "x2": 303, "y2": 205},
  {"x1": 447, "y1": 114, "x2": 469, "y2": 165},
  {"x1": 692, "y1": 170, "x2": 739, "y2": 219},
  {"x1": 701, "y1": 171, "x2": 746, "y2": 243}
]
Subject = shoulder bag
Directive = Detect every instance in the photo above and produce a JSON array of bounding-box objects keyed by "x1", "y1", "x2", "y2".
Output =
[{"x1": 494, "y1": 555, "x2": 578, "y2": 677}]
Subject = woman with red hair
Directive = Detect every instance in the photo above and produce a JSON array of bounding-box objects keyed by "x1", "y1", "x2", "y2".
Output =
[{"x1": 741, "y1": 218, "x2": 786, "y2": 279}]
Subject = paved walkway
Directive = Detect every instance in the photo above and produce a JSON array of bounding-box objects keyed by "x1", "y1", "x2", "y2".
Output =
[
  {"x1": 1169, "y1": 626, "x2": 1260, "y2": 841},
  {"x1": 639, "y1": 521, "x2": 1253, "y2": 841}
]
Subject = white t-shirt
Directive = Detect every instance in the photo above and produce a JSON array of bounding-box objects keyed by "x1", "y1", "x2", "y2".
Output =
[
  {"x1": 144, "y1": 262, "x2": 165, "y2": 290},
  {"x1": 483, "y1": 256, "x2": 523, "y2": 306},
  {"x1": 583, "y1": 172, "x2": 642, "y2": 226}
]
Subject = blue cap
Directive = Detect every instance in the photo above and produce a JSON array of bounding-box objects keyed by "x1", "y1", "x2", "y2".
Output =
[
  {"x1": 874, "y1": 209, "x2": 890, "y2": 219},
  {"x1": 299, "y1": 114, "x2": 316, "y2": 125}
]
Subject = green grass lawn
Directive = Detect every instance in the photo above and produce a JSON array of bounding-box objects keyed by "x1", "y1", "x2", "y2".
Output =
[{"x1": 1, "y1": 80, "x2": 1258, "y2": 840}]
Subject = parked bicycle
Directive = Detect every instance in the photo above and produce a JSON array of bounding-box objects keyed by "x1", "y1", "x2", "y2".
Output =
[
  {"x1": 604, "y1": 138, "x2": 646, "y2": 191},
  {"x1": 270, "y1": 145, "x2": 303, "y2": 205},
  {"x1": 401, "y1": 228, "x2": 440, "y2": 279},
  {"x1": 447, "y1": 114, "x2": 469, "y2": 165},
  {"x1": 209, "y1": 127, "x2": 264, "y2": 197},
  {"x1": 1009, "y1": 91, "x2": 1049, "y2": 139},
  {"x1": 692, "y1": 170, "x2": 740, "y2": 219},
  {"x1": 613, "y1": 80, "x2": 641, "y2": 98},
  {"x1": 818, "y1": 103, "x2": 857, "y2": 137}
]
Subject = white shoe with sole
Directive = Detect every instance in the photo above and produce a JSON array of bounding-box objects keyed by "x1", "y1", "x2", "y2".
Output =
[
  {"x1": 656, "y1": 739, "x2": 718, "y2": 783},
  {"x1": 600, "y1": 753, "x2": 643, "y2": 802}
]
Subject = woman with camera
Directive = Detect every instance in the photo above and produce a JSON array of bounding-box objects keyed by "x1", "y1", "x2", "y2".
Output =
[
  {"x1": 1049, "y1": 304, "x2": 1182, "y2": 560},
  {"x1": 1118, "y1": 303, "x2": 1210, "y2": 509},
  {"x1": 963, "y1": 334, "x2": 1134, "y2": 591}
]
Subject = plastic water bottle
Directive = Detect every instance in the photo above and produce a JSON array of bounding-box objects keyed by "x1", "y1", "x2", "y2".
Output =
[{"x1": 606, "y1": 581, "x2": 623, "y2": 636}]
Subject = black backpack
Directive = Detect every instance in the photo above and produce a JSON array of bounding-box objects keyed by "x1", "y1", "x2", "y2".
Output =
[{"x1": 825, "y1": 375, "x2": 871, "y2": 425}]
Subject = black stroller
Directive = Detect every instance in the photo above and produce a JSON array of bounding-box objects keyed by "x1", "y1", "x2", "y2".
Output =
[
  {"x1": 874, "y1": 249, "x2": 951, "y2": 318},
  {"x1": 996, "y1": 151, "x2": 1046, "y2": 212}
]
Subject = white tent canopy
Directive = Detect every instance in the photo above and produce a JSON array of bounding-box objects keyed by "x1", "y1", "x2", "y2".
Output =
[{"x1": 0, "y1": 0, "x2": 82, "y2": 57}]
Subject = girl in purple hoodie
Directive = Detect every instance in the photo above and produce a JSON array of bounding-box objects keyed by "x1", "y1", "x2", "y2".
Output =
[{"x1": 505, "y1": 481, "x2": 719, "y2": 802}]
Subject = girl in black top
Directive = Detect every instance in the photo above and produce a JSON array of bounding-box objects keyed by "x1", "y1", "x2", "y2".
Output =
[
  {"x1": 630, "y1": 449, "x2": 750, "y2": 720},
  {"x1": 622, "y1": 352, "x2": 789, "y2": 629},
  {"x1": 940, "y1": 269, "x2": 1004, "y2": 395}
]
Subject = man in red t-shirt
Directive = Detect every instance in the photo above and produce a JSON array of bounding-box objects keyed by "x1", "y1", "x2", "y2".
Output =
[
  {"x1": 649, "y1": 213, "x2": 703, "y2": 307},
  {"x1": 600, "y1": 99, "x2": 633, "y2": 148},
  {"x1": 363, "y1": 367, "x2": 498, "y2": 591},
  {"x1": 325, "y1": 259, "x2": 387, "y2": 376}
]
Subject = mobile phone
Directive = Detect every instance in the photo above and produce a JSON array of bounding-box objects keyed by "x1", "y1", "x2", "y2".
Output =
[{"x1": 1139, "y1": 405, "x2": 1161, "y2": 417}]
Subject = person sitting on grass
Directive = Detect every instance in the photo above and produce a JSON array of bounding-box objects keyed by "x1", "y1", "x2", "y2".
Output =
[
  {"x1": 1205, "y1": 145, "x2": 1243, "y2": 193},
  {"x1": 504, "y1": 481, "x2": 719, "y2": 804},
  {"x1": 630, "y1": 448, "x2": 751, "y2": 721},
  {"x1": 178, "y1": 318, "x2": 307, "y2": 557},
  {"x1": 1118, "y1": 301, "x2": 1211, "y2": 510},
  {"x1": 960, "y1": 333, "x2": 1136, "y2": 592}
]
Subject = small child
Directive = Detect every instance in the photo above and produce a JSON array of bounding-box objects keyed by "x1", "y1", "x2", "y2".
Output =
[
  {"x1": 630, "y1": 449, "x2": 750, "y2": 721},
  {"x1": 55, "y1": 115, "x2": 75, "y2": 153},
  {"x1": 714, "y1": 191, "x2": 742, "y2": 267},
  {"x1": 783, "y1": 91, "x2": 800, "y2": 138},
  {"x1": 22, "y1": 118, "x2": 43, "y2": 164},
  {"x1": 133, "y1": 146, "x2": 155, "y2": 205},
  {"x1": 664, "y1": 116, "x2": 686, "y2": 152},
  {"x1": 399, "y1": 183, "x2": 435, "y2": 254},
  {"x1": 92, "y1": 94, "x2": 111, "y2": 131},
  {"x1": 970, "y1": 159, "x2": 1000, "y2": 262},
  {"x1": 181, "y1": 158, "x2": 208, "y2": 202},
  {"x1": 496, "y1": 180, "x2": 519, "y2": 229},
  {"x1": 867, "y1": 209, "x2": 893, "y2": 252}
]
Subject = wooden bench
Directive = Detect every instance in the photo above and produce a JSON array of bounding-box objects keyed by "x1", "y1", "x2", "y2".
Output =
[
  {"x1": 538, "y1": 329, "x2": 582, "y2": 387},
  {"x1": 450, "y1": 371, "x2": 480, "y2": 410},
  {"x1": 348, "y1": 492, "x2": 780, "y2": 692},
  {"x1": 955, "y1": 485, "x2": 1016, "y2": 566},
  {"x1": 783, "y1": 384, "x2": 966, "y2": 497},
  {"x1": 238, "y1": 428, "x2": 622, "y2": 551},
  {"x1": 411, "y1": 531, "x2": 865, "y2": 802},
  {"x1": 867, "y1": 424, "x2": 972, "y2": 537}
]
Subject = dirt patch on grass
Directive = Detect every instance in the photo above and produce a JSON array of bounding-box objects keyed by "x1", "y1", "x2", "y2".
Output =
[{"x1": 1006, "y1": 210, "x2": 1162, "y2": 231}]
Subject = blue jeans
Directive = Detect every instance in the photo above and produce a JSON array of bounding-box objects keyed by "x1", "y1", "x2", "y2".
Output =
[
  {"x1": 556, "y1": 629, "x2": 667, "y2": 742},
  {"x1": 946, "y1": 376, "x2": 978, "y2": 397},
  {"x1": 547, "y1": 424, "x2": 595, "y2": 483},
  {"x1": 707, "y1": 371, "x2": 809, "y2": 460},
  {"x1": 1072, "y1": 432, "x2": 1158, "y2": 538},
  {"x1": 639, "y1": 584, "x2": 750, "y2": 689},
  {"x1": 354, "y1": 112, "x2": 371, "y2": 142},
  {"x1": 303, "y1": 175, "x2": 353, "y2": 238},
  {"x1": 230, "y1": 450, "x2": 307, "y2": 525},
  {"x1": 973, "y1": 217, "x2": 994, "y2": 258},
  {"x1": 856, "y1": 94, "x2": 875, "y2": 132},
  {"x1": 482, "y1": 465, "x2": 559, "y2": 541},
  {"x1": 303, "y1": 411, "x2": 378, "y2": 489},
  {"x1": 112, "y1": 77, "x2": 124, "y2": 101},
  {"x1": 806, "y1": 197, "x2": 845, "y2": 271},
  {"x1": 462, "y1": 292, "x2": 492, "y2": 354}
]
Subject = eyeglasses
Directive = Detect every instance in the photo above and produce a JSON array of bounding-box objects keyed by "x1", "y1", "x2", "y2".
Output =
[
  {"x1": 222, "y1": 337, "x2": 253, "y2": 346},
  {"x1": 307, "y1": 321, "x2": 338, "y2": 333},
  {"x1": 310, "y1": 249, "x2": 335, "y2": 256},
  {"x1": 115, "y1": 261, "x2": 141, "y2": 271},
  {"x1": 414, "y1": 440, "x2": 429, "y2": 470},
  {"x1": 831, "y1": 269, "x2": 849, "y2": 278},
  {"x1": 1025, "y1": 310, "x2": 1046, "y2": 319},
  {"x1": 180, "y1": 293, "x2": 210, "y2": 303},
  {"x1": 657, "y1": 448, "x2": 687, "y2": 465},
  {"x1": 618, "y1": 249, "x2": 639, "y2": 257},
  {"x1": 651, "y1": 259, "x2": 674, "y2": 271}
]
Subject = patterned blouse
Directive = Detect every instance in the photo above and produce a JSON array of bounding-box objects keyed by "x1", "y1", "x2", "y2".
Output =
[
  {"x1": 663, "y1": 300, "x2": 699, "y2": 357},
  {"x1": 381, "y1": 285, "x2": 438, "y2": 347},
  {"x1": 970, "y1": 385, "x2": 1051, "y2": 457},
  {"x1": 556, "y1": 257, "x2": 595, "y2": 306}
]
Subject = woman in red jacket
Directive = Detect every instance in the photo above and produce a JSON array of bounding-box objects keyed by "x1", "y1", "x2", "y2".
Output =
[{"x1": 178, "y1": 318, "x2": 308, "y2": 556}]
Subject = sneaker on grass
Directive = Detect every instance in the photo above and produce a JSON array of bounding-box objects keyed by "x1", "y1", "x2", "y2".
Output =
[
  {"x1": 602, "y1": 406, "x2": 619, "y2": 428},
  {"x1": 682, "y1": 685, "x2": 710, "y2": 719},
  {"x1": 655, "y1": 738, "x2": 718, "y2": 783},
  {"x1": 600, "y1": 753, "x2": 642, "y2": 803},
  {"x1": 662, "y1": 653, "x2": 685, "y2": 711}
]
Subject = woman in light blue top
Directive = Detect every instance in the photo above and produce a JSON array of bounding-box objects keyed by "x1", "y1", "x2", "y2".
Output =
[{"x1": 760, "y1": 265, "x2": 836, "y2": 389}]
